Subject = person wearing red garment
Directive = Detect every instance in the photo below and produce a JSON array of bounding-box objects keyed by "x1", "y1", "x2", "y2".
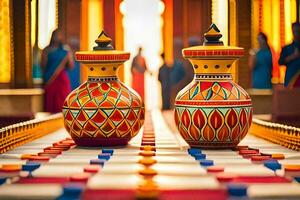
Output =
[
  {"x1": 131, "y1": 47, "x2": 149, "y2": 100},
  {"x1": 41, "y1": 29, "x2": 74, "y2": 113}
]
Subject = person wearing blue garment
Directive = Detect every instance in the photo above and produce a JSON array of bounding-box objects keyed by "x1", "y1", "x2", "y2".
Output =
[
  {"x1": 279, "y1": 22, "x2": 300, "y2": 88},
  {"x1": 41, "y1": 29, "x2": 74, "y2": 113},
  {"x1": 249, "y1": 32, "x2": 273, "y2": 89}
]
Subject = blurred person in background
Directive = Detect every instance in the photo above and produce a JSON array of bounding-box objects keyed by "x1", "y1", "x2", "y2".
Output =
[
  {"x1": 41, "y1": 29, "x2": 74, "y2": 113},
  {"x1": 158, "y1": 53, "x2": 172, "y2": 110},
  {"x1": 249, "y1": 32, "x2": 273, "y2": 89},
  {"x1": 279, "y1": 22, "x2": 300, "y2": 88},
  {"x1": 131, "y1": 47, "x2": 150, "y2": 100}
]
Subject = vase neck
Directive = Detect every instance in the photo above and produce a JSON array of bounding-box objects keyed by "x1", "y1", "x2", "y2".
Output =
[
  {"x1": 86, "y1": 62, "x2": 122, "y2": 78},
  {"x1": 188, "y1": 59, "x2": 235, "y2": 75},
  {"x1": 194, "y1": 73, "x2": 233, "y2": 81}
]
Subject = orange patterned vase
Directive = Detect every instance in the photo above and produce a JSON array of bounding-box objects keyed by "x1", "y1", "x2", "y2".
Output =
[
  {"x1": 63, "y1": 31, "x2": 145, "y2": 147},
  {"x1": 174, "y1": 24, "x2": 253, "y2": 148}
]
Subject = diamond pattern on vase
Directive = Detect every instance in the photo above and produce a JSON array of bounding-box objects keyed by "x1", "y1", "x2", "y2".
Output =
[
  {"x1": 100, "y1": 119, "x2": 115, "y2": 135},
  {"x1": 76, "y1": 110, "x2": 89, "y2": 126},
  {"x1": 87, "y1": 82, "x2": 99, "y2": 91},
  {"x1": 110, "y1": 109, "x2": 124, "y2": 125},
  {"x1": 84, "y1": 121, "x2": 98, "y2": 135},
  {"x1": 116, "y1": 98, "x2": 130, "y2": 108},
  {"x1": 70, "y1": 109, "x2": 80, "y2": 119},
  {"x1": 117, "y1": 120, "x2": 130, "y2": 137},
  {"x1": 84, "y1": 109, "x2": 97, "y2": 119},
  {"x1": 99, "y1": 100, "x2": 115, "y2": 108},
  {"x1": 84, "y1": 100, "x2": 98, "y2": 108},
  {"x1": 70, "y1": 100, "x2": 80, "y2": 108},
  {"x1": 91, "y1": 89, "x2": 101, "y2": 98},
  {"x1": 126, "y1": 109, "x2": 137, "y2": 125},
  {"x1": 63, "y1": 31, "x2": 144, "y2": 147},
  {"x1": 90, "y1": 110, "x2": 106, "y2": 126},
  {"x1": 63, "y1": 109, "x2": 73, "y2": 124},
  {"x1": 63, "y1": 79, "x2": 144, "y2": 144},
  {"x1": 79, "y1": 96, "x2": 90, "y2": 106},
  {"x1": 71, "y1": 121, "x2": 83, "y2": 137},
  {"x1": 132, "y1": 120, "x2": 141, "y2": 137}
]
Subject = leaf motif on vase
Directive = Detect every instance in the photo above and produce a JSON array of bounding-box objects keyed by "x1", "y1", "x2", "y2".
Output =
[
  {"x1": 205, "y1": 88, "x2": 213, "y2": 100},
  {"x1": 181, "y1": 109, "x2": 191, "y2": 130},
  {"x1": 208, "y1": 109, "x2": 224, "y2": 130},
  {"x1": 240, "y1": 124, "x2": 249, "y2": 140},
  {"x1": 239, "y1": 108, "x2": 247, "y2": 131},
  {"x1": 192, "y1": 109, "x2": 207, "y2": 131},
  {"x1": 221, "y1": 88, "x2": 228, "y2": 99},
  {"x1": 179, "y1": 125, "x2": 190, "y2": 141},
  {"x1": 248, "y1": 108, "x2": 253, "y2": 127},
  {"x1": 190, "y1": 84, "x2": 199, "y2": 99},
  {"x1": 202, "y1": 124, "x2": 215, "y2": 141},
  {"x1": 217, "y1": 124, "x2": 230, "y2": 141},
  {"x1": 231, "y1": 124, "x2": 240, "y2": 141},
  {"x1": 225, "y1": 109, "x2": 239, "y2": 130},
  {"x1": 189, "y1": 124, "x2": 200, "y2": 141}
]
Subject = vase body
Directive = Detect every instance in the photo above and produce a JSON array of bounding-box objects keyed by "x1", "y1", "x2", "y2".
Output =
[
  {"x1": 63, "y1": 77, "x2": 145, "y2": 147},
  {"x1": 62, "y1": 31, "x2": 144, "y2": 147},
  {"x1": 174, "y1": 24, "x2": 253, "y2": 148},
  {"x1": 174, "y1": 74, "x2": 252, "y2": 148}
]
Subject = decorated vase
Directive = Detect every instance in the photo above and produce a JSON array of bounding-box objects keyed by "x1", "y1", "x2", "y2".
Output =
[
  {"x1": 63, "y1": 31, "x2": 145, "y2": 147},
  {"x1": 174, "y1": 24, "x2": 253, "y2": 148}
]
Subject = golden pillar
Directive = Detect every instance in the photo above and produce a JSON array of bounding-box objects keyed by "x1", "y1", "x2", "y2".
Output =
[
  {"x1": 11, "y1": 0, "x2": 33, "y2": 88},
  {"x1": 80, "y1": 0, "x2": 104, "y2": 82},
  {"x1": 115, "y1": 0, "x2": 125, "y2": 82},
  {"x1": 0, "y1": 0, "x2": 12, "y2": 86}
]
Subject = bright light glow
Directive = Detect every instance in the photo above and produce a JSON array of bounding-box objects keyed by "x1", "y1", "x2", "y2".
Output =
[
  {"x1": 0, "y1": 0, "x2": 11, "y2": 83},
  {"x1": 251, "y1": 0, "x2": 259, "y2": 49},
  {"x1": 212, "y1": 0, "x2": 228, "y2": 45},
  {"x1": 122, "y1": 0, "x2": 164, "y2": 109},
  {"x1": 88, "y1": 0, "x2": 103, "y2": 50},
  {"x1": 120, "y1": 1, "x2": 126, "y2": 15},
  {"x1": 158, "y1": 1, "x2": 165, "y2": 15},
  {"x1": 285, "y1": 0, "x2": 297, "y2": 44},
  {"x1": 271, "y1": 0, "x2": 280, "y2": 53},
  {"x1": 31, "y1": 0, "x2": 36, "y2": 47},
  {"x1": 38, "y1": 0, "x2": 57, "y2": 49}
]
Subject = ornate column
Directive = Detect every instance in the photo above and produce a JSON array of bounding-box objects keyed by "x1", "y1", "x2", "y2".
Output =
[{"x1": 11, "y1": 0, "x2": 32, "y2": 88}]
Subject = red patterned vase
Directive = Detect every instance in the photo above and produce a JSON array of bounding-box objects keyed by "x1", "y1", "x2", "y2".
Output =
[
  {"x1": 174, "y1": 24, "x2": 253, "y2": 148},
  {"x1": 62, "y1": 31, "x2": 145, "y2": 147}
]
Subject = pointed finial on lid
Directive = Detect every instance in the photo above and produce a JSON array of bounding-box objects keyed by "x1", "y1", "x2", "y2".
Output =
[
  {"x1": 203, "y1": 23, "x2": 223, "y2": 46},
  {"x1": 93, "y1": 31, "x2": 114, "y2": 50}
]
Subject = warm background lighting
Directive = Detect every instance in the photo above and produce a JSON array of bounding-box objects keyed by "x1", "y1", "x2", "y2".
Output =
[
  {"x1": 38, "y1": 0, "x2": 57, "y2": 49},
  {"x1": 122, "y1": 0, "x2": 164, "y2": 109},
  {"x1": 212, "y1": 0, "x2": 228, "y2": 45},
  {"x1": 0, "y1": 0, "x2": 12, "y2": 83}
]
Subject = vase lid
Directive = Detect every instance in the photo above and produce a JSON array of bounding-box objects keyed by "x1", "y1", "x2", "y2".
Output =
[
  {"x1": 182, "y1": 23, "x2": 244, "y2": 60},
  {"x1": 75, "y1": 31, "x2": 130, "y2": 63}
]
